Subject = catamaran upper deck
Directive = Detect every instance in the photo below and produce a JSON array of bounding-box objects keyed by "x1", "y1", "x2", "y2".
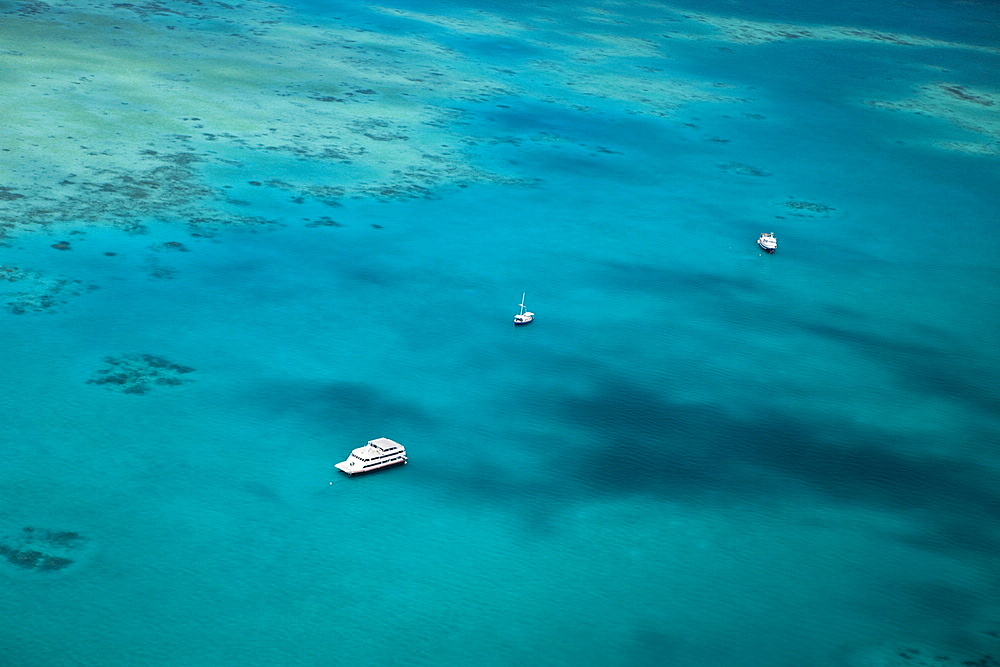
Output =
[{"x1": 335, "y1": 437, "x2": 407, "y2": 476}]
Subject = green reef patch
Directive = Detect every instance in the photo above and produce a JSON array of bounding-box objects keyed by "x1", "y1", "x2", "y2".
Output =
[{"x1": 87, "y1": 353, "x2": 195, "y2": 394}]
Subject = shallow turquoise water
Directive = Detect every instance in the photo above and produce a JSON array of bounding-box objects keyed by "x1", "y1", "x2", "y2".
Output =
[{"x1": 0, "y1": 1, "x2": 998, "y2": 665}]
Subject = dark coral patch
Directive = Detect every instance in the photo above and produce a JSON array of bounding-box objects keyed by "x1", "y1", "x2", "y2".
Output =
[
  {"x1": 0, "y1": 186, "x2": 26, "y2": 201},
  {"x1": 88, "y1": 354, "x2": 195, "y2": 394},
  {"x1": 145, "y1": 260, "x2": 178, "y2": 280},
  {"x1": 0, "y1": 527, "x2": 87, "y2": 573},
  {"x1": 0, "y1": 265, "x2": 85, "y2": 314},
  {"x1": 941, "y1": 85, "x2": 994, "y2": 106},
  {"x1": 304, "y1": 217, "x2": 343, "y2": 228},
  {"x1": 782, "y1": 200, "x2": 836, "y2": 216},
  {"x1": 151, "y1": 241, "x2": 189, "y2": 252},
  {"x1": 719, "y1": 161, "x2": 771, "y2": 177}
]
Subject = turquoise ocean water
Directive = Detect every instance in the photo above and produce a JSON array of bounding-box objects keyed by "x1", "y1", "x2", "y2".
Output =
[{"x1": 1, "y1": 0, "x2": 998, "y2": 665}]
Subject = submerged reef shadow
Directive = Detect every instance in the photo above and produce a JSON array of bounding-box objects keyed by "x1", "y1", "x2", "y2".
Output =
[
  {"x1": 0, "y1": 526, "x2": 89, "y2": 574},
  {"x1": 87, "y1": 354, "x2": 195, "y2": 394},
  {"x1": 246, "y1": 378, "x2": 434, "y2": 434}
]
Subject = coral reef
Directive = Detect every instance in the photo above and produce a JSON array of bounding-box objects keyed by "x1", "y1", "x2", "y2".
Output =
[
  {"x1": 0, "y1": 526, "x2": 87, "y2": 573},
  {"x1": 0, "y1": 265, "x2": 88, "y2": 314},
  {"x1": 719, "y1": 161, "x2": 771, "y2": 177},
  {"x1": 866, "y1": 83, "x2": 1000, "y2": 155},
  {"x1": 0, "y1": 0, "x2": 766, "y2": 242},
  {"x1": 304, "y1": 217, "x2": 343, "y2": 228},
  {"x1": 847, "y1": 640, "x2": 1000, "y2": 667},
  {"x1": 145, "y1": 263, "x2": 177, "y2": 280},
  {"x1": 87, "y1": 353, "x2": 195, "y2": 394},
  {"x1": 780, "y1": 200, "x2": 836, "y2": 217},
  {"x1": 150, "y1": 240, "x2": 189, "y2": 252},
  {"x1": 0, "y1": 1, "x2": 552, "y2": 237},
  {"x1": 661, "y1": 11, "x2": 1000, "y2": 53}
]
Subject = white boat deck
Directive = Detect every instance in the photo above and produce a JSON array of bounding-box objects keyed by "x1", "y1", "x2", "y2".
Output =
[{"x1": 335, "y1": 437, "x2": 407, "y2": 475}]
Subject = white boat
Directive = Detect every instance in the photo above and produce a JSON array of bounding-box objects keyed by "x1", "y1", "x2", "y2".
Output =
[
  {"x1": 513, "y1": 293, "x2": 534, "y2": 325},
  {"x1": 334, "y1": 437, "x2": 407, "y2": 476},
  {"x1": 758, "y1": 232, "x2": 777, "y2": 253}
]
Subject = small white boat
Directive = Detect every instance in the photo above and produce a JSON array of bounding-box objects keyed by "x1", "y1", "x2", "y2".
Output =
[
  {"x1": 513, "y1": 293, "x2": 534, "y2": 325},
  {"x1": 334, "y1": 437, "x2": 407, "y2": 476},
  {"x1": 758, "y1": 232, "x2": 777, "y2": 253}
]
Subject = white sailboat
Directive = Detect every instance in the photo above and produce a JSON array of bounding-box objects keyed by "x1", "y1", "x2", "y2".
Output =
[{"x1": 513, "y1": 293, "x2": 534, "y2": 326}]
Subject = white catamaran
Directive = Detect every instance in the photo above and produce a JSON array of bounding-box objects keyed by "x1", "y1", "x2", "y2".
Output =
[
  {"x1": 334, "y1": 438, "x2": 407, "y2": 476},
  {"x1": 758, "y1": 232, "x2": 777, "y2": 253}
]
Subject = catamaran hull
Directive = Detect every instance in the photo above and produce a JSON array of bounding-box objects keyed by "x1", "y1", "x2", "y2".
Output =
[{"x1": 337, "y1": 459, "x2": 407, "y2": 476}]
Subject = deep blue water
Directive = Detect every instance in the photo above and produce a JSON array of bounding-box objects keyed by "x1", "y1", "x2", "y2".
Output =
[{"x1": 0, "y1": 0, "x2": 998, "y2": 665}]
